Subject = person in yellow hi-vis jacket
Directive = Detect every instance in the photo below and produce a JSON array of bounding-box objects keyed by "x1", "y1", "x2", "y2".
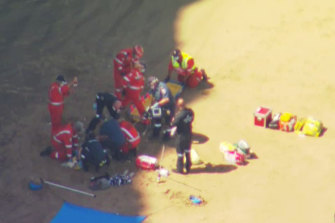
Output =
[{"x1": 165, "y1": 49, "x2": 209, "y2": 88}]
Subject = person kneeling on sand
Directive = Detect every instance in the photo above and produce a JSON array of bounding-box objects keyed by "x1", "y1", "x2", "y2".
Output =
[
  {"x1": 119, "y1": 119, "x2": 141, "y2": 160},
  {"x1": 78, "y1": 133, "x2": 110, "y2": 172},
  {"x1": 97, "y1": 118, "x2": 140, "y2": 161},
  {"x1": 40, "y1": 121, "x2": 84, "y2": 168},
  {"x1": 96, "y1": 118, "x2": 127, "y2": 160}
]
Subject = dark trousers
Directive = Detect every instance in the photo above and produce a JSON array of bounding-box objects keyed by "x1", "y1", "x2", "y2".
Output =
[
  {"x1": 100, "y1": 139, "x2": 124, "y2": 161},
  {"x1": 176, "y1": 133, "x2": 192, "y2": 173}
]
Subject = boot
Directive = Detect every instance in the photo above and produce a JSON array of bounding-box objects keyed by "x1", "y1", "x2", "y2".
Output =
[
  {"x1": 40, "y1": 146, "x2": 52, "y2": 157},
  {"x1": 177, "y1": 156, "x2": 184, "y2": 174},
  {"x1": 201, "y1": 69, "x2": 209, "y2": 82}
]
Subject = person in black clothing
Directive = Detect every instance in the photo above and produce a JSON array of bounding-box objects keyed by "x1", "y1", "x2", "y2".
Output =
[
  {"x1": 171, "y1": 98, "x2": 194, "y2": 174},
  {"x1": 86, "y1": 92, "x2": 122, "y2": 135},
  {"x1": 79, "y1": 135, "x2": 110, "y2": 172}
]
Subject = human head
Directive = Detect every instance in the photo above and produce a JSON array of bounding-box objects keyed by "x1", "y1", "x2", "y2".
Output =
[
  {"x1": 176, "y1": 98, "x2": 185, "y2": 111},
  {"x1": 113, "y1": 100, "x2": 122, "y2": 113},
  {"x1": 172, "y1": 49, "x2": 182, "y2": 62},
  {"x1": 73, "y1": 121, "x2": 84, "y2": 135},
  {"x1": 133, "y1": 45, "x2": 144, "y2": 59},
  {"x1": 147, "y1": 76, "x2": 159, "y2": 90},
  {"x1": 56, "y1": 75, "x2": 66, "y2": 83}
]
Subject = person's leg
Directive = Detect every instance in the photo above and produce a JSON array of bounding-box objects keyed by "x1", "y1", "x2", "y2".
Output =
[
  {"x1": 185, "y1": 149, "x2": 192, "y2": 173},
  {"x1": 182, "y1": 135, "x2": 192, "y2": 173},
  {"x1": 48, "y1": 104, "x2": 63, "y2": 130},
  {"x1": 114, "y1": 66, "x2": 124, "y2": 100},
  {"x1": 81, "y1": 157, "x2": 90, "y2": 171},
  {"x1": 176, "y1": 135, "x2": 184, "y2": 173},
  {"x1": 86, "y1": 117, "x2": 100, "y2": 134},
  {"x1": 121, "y1": 91, "x2": 131, "y2": 108},
  {"x1": 186, "y1": 69, "x2": 202, "y2": 88},
  {"x1": 132, "y1": 93, "x2": 146, "y2": 117},
  {"x1": 50, "y1": 148, "x2": 67, "y2": 161},
  {"x1": 177, "y1": 74, "x2": 186, "y2": 84}
]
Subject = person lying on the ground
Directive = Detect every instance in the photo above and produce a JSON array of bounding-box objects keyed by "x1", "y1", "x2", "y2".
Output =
[
  {"x1": 86, "y1": 92, "x2": 122, "y2": 136},
  {"x1": 165, "y1": 49, "x2": 208, "y2": 88},
  {"x1": 40, "y1": 121, "x2": 84, "y2": 166}
]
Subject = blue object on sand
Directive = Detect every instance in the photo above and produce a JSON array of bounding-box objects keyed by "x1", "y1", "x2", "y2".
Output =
[
  {"x1": 51, "y1": 202, "x2": 146, "y2": 223},
  {"x1": 189, "y1": 195, "x2": 203, "y2": 205},
  {"x1": 29, "y1": 181, "x2": 43, "y2": 191}
]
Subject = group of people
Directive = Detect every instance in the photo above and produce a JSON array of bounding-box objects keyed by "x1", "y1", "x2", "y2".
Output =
[{"x1": 41, "y1": 45, "x2": 209, "y2": 174}]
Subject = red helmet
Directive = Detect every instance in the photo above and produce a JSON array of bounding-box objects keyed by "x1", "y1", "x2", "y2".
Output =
[{"x1": 133, "y1": 45, "x2": 144, "y2": 59}]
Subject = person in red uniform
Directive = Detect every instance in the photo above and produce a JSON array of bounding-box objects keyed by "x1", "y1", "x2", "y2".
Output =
[
  {"x1": 119, "y1": 120, "x2": 141, "y2": 159},
  {"x1": 165, "y1": 49, "x2": 208, "y2": 88},
  {"x1": 40, "y1": 121, "x2": 84, "y2": 163},
  {"x1": 48, "y1": 75, "x2": 78, "y2": 131},
  {"x1": 113, "y1": 45, "x2": 144, "y2": 101},
  {"x1": 121, "y1": 68, "x2": 147, "y2": 123}
]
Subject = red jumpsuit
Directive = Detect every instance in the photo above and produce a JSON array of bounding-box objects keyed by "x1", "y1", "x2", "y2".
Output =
[
  {"x1": 168, "y1": 53, "x2": 204, "y2": 88},
  {"x1": 122, "y1": 69, "x2": 146, "y2": 118},
  {"x1": 50, "y1": 123, "x2": 79, "y2": 161},
  {"x1": 48, "y1": 82, "x2": 70, "y2": 130},
  {"x1": 119, "y1": 120, "x2": 141, "y2": 153},
  {"x1": 113, "y1": 48, "x2": 140, "y2": 100}
]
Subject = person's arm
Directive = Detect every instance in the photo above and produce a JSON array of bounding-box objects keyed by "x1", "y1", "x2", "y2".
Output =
[
  {"x1": 62, "y1": 77, "x2": 78, "y2": 96},
  {"x1": 152, "y1": 97, "x2": 170, "y2": 107},
  {"x1": 68, "y1": 76, "x2": 78, "y2": 88},
  {"x1": 115, "y1": 52, "x2": 127, "y2": 71},
  {"x1": 171, "y1": 109, "x2": 185, "y2": 127},
  {"x1": 186, "y1": 58, "x2": 195, "y2": 74},
  {"x1": 151, "y1": 86, "x2": 169, "y2": 108},
  {"x1": 122, "y1": 72, "x2": 131, "y2": 89},
  {"x1": 64, "y1": 137, "x2": 74, "y2": 160}
]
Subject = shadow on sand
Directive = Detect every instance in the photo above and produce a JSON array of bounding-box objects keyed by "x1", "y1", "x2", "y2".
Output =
[
  {"x1": 187, "y1": 162, "x2": 237, "y2": 174},
  {"x1": 192, "y1": 132, "x2": 209, "y2": 144}
]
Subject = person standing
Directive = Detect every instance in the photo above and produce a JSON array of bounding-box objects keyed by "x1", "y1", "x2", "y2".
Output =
[
  {"x1": 165, "y1": 49, "x2": 208, "y2": 88},
  {"x1": 48, "y1": 75, "x2": 78, "y2": 131},
  {"x1": 86, "y1": 92, "x2": 122, "y2": 135},
  {"x1": 121, "y1": 68, "x2": 147, "y2": 123},
  {"x1": 171, "y1": 98, "x2": 194, "y2": 174},
  {"x1": 113, "y1": 45, "x2": 144, "y2": 101}
]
